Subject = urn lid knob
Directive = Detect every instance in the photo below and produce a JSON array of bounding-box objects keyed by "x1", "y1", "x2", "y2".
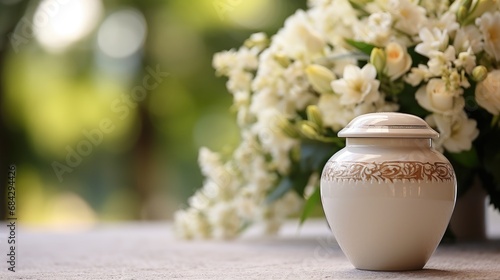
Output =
[{"x1": 338, "y1": 112, "x2": 439, "y2": 139}]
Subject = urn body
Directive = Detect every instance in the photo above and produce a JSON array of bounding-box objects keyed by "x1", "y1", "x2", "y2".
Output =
[{"x1": 320, "y1": 113, "x2": 456, "y2": 271}]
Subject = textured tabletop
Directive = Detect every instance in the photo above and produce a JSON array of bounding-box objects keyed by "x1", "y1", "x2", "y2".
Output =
[{"x1": 2, "y1": 219, "x2": 500, "y2": 279}]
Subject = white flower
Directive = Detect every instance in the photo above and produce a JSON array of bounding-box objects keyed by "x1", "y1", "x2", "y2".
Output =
[
  {"x1": 427, "y1": 46, "x2": 456, "y2": 76},
  {"x1": 454, "y1": 25, "x2": 483, "y2": 54},
  {"x1": 252, "y1": 52, "x2": 316, "y2": 114},
  {"x1": 233, "y1": 132, "x2": 277, "y2": 189},
  {"x1": 426, "y1": 112, "x2": 479, "y2": 153},
  {"x1": 244, "y1": 32, "x2": 268, "y2": 51},
  {"x1": 405, "y1": 64, "x2": 432, "y2": 86},
  {"x1": 454, "y1": 50, "x2": 476, "y2": 74},
  {"x1": 197, "y1": 149, "x2": 237, "y2": 201},
  {"x1": 331, "y1": 64, "x2": 380, "y2": 106},
  {"x1": 384, "y1": 42, "x2": 412, "y2": 81},
  {"x1": 213, "y1": 46, "x2": 260, "y2": 105},
  {"x1": 477, "y1": 12, "x2": 500, "y2": 61},
  {"x1": 206, "y1": 202, "x2": 241, "y2": 239},
  {"x1": 174, "y1": 209, "x2": 211, "y2": 239},
  {"x1": 309, "y1": 0, "x2": 357, "y2": 47},
  {"x1": 317, "y1": 92, "x2": 398, "y2": 131},
  {"x1": 388, "y1": 0, "x2": 427, "y2": 35},
  {"x1": 233, "y1": 190, "x2": 257, "y2": 219},
  {"x1": 447, "y1": 69, "x2": 471, "y2": 90},
  {"x1": 213, "y1": 47, "x2": 259, "y2": 76},
  {"x1": 354, "y1": 12, "x2": 393, "y2": 45},
  {"x1": 233, "y1": 132, "x2": 261, "y2": 167},
  {"x1": 188, "y1": 189, "x2": 211, "y2": 211},
  {"x1": 283, "y1": 61, "x2": 318, "y2": 110},
  {"x1": 252, "y1": 109, "x2": 298, "y2": 174},
  {"x1": 232, "y1": 90, "x2": 253, "y2": 126},
  {"x1": 226, "y1": 70, "x2": 253, "y2": 93},
  {"x1": 475, "y1": 69, "x2": 500, "y2": 115},
  {"x1": 273, "y1": 10, "x2": 325, "y2": 59},
  {"x1": 250, "y1": 89, "x2": 281, "y2": 116},
  {"x1": 428, "y1": 11, "x2": 459, "y2": 34},
  {"x1": 415, "y1": 28, "x2": 450, "y2": 57},
  {"x1": 415, "y1": 78, "x2": 465, "y2": 115},
  {"x1": 317, "y1": 94, "x2": 355, "y2": 131},
  {"x1": 213, "y1": 49, "x2": 238, "y2": 76},
  {"x1": 198, "y1": 147, "x2": 224, "y2": 178},
  {"x1": 368, "y1": 12, "x2": 393, "y2": 40}
]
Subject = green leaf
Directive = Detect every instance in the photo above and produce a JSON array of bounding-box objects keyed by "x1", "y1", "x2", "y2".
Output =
[
  {"x1": 491, "y1": 114, "x2": 500, "y2": 128},
  {"x1": 345, "y1": 39, "x2": 376, "y2": 56},
  {"x1": 317, "y1": 53, "x2": 369, "y2": 64},
  {"x1": 299, "y1": 186, "x2": 321, "y2": 226},
  {"x1": 292, "y1": 171, "x2": 315, "y2": 199},
  {"x1": 300, "y1": 140, "x2": 340, "y2": 173},
  {"x1": 266, "y1": 170, "x2": 311, "y2": 204},
  {"x1": 266, "y1": 140, "x2": 341, "y2": 204},
  {"x1": 266, "y1": 176, "x2": 295, "y2": 204},
  {"x1": 347, "y1": 0, "x2": 370, "y2": 17},
  {"x1": 447, "y1": 147, "x2": 479, "y2": 169}
]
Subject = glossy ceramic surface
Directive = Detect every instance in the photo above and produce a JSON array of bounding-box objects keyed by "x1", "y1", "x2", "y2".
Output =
[{"x1": 320, "y1": 113, "x2": 457, "y2": 271}]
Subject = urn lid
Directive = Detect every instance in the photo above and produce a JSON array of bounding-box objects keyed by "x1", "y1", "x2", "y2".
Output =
[{"x1": 338, "y1": 112, "x2": 439, "y2": 138}]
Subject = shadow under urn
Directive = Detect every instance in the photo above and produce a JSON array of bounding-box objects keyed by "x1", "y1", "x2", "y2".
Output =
[{"x1": 320, "y1": 112, "x2": 456, "y2": 271}]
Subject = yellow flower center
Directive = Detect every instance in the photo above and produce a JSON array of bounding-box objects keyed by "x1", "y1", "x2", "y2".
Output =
[
  {"x1": 400, "y1": 9, "x2": 409, "y2": 18},
  {"x1": 488, "y1": 27, "x2": 500, "y2": 43},
  {"x1": 387, "y1": 48, "x2": 401, "y2": 60}
]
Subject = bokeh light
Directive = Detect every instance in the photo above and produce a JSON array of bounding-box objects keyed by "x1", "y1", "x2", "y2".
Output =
[
  {"x1": 97, "y1": 9, "x2": 147, "y2": 59},
  {"x1": 34, "y1": 0, "x2": 103, "y2": 52},
  {"x1": 227, "y1": 0, "x2": 283, "y2": 29}
]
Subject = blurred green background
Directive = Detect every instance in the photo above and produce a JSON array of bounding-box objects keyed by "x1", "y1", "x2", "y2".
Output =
[{"x1": 0, "y1": 0, "x2": 306, "y2": 228}]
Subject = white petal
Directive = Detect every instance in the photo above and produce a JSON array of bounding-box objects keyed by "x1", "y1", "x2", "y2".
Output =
[{"x1": 361, "y1": 64, "x2": 377, "y2": 79}]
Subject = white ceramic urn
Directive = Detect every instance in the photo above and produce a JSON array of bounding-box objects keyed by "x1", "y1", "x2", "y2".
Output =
[{"x1": 320, "y1": 112, "x2": 456, "y2": 271}]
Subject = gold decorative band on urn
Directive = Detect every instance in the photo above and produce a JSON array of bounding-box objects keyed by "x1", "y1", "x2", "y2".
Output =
[{"x1": 322, "y1": 161, "x2": 455, "y2": 183}]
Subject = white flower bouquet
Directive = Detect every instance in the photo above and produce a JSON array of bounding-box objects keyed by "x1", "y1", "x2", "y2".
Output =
[{"x1": 175, "y1": 0, "x2": 500, "y2": 239}]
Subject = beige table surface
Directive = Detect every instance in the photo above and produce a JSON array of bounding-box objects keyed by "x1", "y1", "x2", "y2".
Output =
[{"x1": 2, "y1": 213, "x2": 500, "y2": 280}]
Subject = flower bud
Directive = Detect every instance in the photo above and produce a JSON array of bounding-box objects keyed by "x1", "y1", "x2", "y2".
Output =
[
  {"x1": 461, "y1": 0, "x2": 473, "y2": 10},
  {"x1": 274, "y1": 54, "x2": 291, "y2": 68},
  {"x1": 305, "y1": 64, "x2": 336, "y2": 94},
  {"x1": 472, "y1": 65, "x2": 488, "y2": 82},
  {"x1": 370, "y1": 47, "x2": 386, "y2": 74},
  {"x1": 349, "y1": 0, "x2": 372, "y2": 6},
  {"x1": 457, "y1": 6, "x2": 468, "y2": 23},
  {"x1": 384, "y1": 42, "x2": 412, "y2": 81},
  {"x1": 464, "y1": 0, "x2": 497, "y2": 24},
  {"x1": 300, "y1": 121, "x2": 320, "y2": 139},
  {"x1": 276, "y1": 117, "x2": 300, "y2": 138},
  {"x1": 306, "y1": 105, "x2": 323, "y2": 128}
]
